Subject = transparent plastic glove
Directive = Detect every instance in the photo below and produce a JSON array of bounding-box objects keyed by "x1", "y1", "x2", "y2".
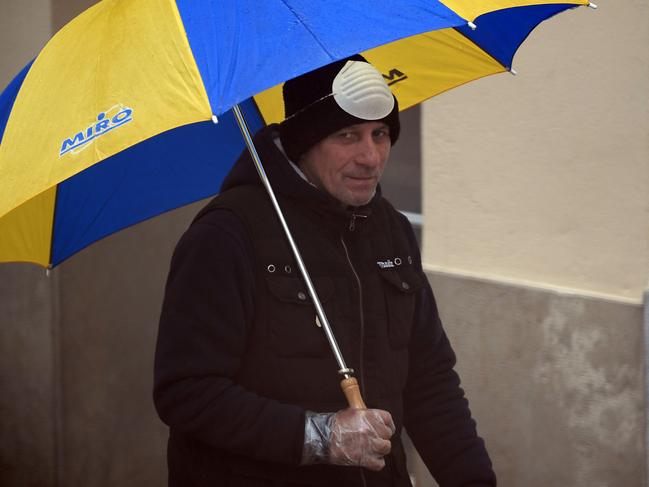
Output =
[{"x1": 301, "y1": 408, "x2": 395, "y2": 471}]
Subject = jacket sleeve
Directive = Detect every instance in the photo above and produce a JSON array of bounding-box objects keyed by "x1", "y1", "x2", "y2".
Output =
[
  {"x1": 400, "y1": 222, "x2": 497, "y2": 486},
  {"x1": 153, "y1": 210, "x2": 305, "y2": 465}
]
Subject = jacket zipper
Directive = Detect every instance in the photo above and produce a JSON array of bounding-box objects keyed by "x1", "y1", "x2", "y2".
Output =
[
  {"x1": 339, "y1": 235, "x2": 365, "y2": 394},
  {"x1": 340, "y1": 235, "x2": 367, "y2": 487},
  {"x1": 345, "y1": 212, "x2": 369, "y2": 487}
]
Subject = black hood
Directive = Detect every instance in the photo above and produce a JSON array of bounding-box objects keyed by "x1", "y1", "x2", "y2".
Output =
[{"x1": 220, "y1": 124, "x2": 381, "y2": 218}]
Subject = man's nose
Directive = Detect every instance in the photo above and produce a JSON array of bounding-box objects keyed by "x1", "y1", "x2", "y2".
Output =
[{"x1": 355, "y1": 138, "x2": 382, "y2": 167}]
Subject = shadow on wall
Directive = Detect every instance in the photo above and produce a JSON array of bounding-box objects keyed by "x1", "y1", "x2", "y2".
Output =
[{"x1": 0, "y1": 202, "x2": 203, "y2": 487}]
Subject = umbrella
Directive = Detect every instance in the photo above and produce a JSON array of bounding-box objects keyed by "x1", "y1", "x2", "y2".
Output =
[{"x1": 0, "y1": 0, "x2": 596, "y2": 405}]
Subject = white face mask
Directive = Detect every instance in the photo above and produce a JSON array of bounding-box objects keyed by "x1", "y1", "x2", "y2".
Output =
[{"x1": 332, "y1": 60, "x2": 394, "y2": 121}]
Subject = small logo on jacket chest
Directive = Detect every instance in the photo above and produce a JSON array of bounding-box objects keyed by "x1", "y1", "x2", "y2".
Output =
[{"x1": 376, "y1": 259, "x2": 395, "y2": 269}]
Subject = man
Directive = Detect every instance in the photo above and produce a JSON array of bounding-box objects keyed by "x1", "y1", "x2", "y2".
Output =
[{"x1": 154, "y1": 55, "x2": 496, "y2": 487}]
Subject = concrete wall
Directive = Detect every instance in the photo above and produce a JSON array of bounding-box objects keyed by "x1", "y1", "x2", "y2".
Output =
[
  {"x1": 407, "y1": 271, "x2": 645, "y2": 486},
  {"x1": 0, "y1": 205, "x2": 199, "y2": 487},
  {"x1": 53, "y1": 205, "x2": 197, "y2": 487},
  {"x1": 418, "y1": 1, "x2": 649, "y2": 485},
  {"x1": 0, "y1": 265, "x2": 59, "y2": 486},
  {"x1": 0, "y1": 1, "x2": 51, "y2": 88},
  {"x1": 0, "y1": 3, "x2": 58, "y2": 486}
]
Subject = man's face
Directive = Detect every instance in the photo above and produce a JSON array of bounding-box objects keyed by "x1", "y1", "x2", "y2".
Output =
[{"x1": 298, "y1": 121, "x2": 391, "y2": 207}]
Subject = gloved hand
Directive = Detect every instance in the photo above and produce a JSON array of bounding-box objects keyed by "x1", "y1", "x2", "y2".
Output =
[{"x1": 301, "y1": 408, "x2": 396, "y2": 471}]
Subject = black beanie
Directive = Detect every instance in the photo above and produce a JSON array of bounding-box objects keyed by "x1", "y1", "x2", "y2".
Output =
[{"x1": 279, "y1": 55, "x2": 400, "y2": 162}]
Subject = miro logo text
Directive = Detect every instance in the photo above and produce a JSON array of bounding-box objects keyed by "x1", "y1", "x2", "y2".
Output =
[{"x1": 60, "y1": 104, "x2": 133, "y2": 156}]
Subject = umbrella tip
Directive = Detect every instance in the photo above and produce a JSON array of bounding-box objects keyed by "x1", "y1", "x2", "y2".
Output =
[
  {"x1": 588, "y1": 2, "x2": 598, "y2": 8},
  {"x1": 212, "y1": 115, "x2": 219, "y2": 124},
  {"x1": 509, "y1": 68, "x2": 518, "y2": 76},
  {"x1": 467, "y1": 21, "x2": 477, "y2": 30}
]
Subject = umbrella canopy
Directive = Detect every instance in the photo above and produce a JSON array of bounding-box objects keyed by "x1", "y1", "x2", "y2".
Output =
[{"x1": 0, "y1": 0, "x2": 592, "y2": 268}]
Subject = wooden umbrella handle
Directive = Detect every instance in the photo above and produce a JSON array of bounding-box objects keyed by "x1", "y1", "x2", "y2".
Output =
[{"x1": 340, "y1": 377, "x2": 367, "y2": 409}]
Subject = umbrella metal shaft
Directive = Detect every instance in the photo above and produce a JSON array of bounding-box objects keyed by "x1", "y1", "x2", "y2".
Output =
[{"x1": 231, "y1": 104, "x2": 352, "y2": 380}]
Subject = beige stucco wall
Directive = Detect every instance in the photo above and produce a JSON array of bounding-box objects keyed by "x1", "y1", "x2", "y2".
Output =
[
  {"x1": 0, "y1": 1, "x2": 51, "y2": 88},
  {"x1": 422, "y1": 1, "x2": 649, "y2": 302}
]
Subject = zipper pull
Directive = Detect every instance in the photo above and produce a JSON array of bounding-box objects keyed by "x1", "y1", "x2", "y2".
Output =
[{"x1": 348, "y1": 213, "x2": 367, "y2": 232}]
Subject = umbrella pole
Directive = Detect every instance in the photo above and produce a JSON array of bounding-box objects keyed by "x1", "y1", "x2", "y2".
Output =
[{"x1": 231, "y1": 104, "x2": 365, "y2": 409}]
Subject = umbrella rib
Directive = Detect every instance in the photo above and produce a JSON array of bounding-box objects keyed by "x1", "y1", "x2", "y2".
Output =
[{"x1": 278, "y1": 0, "x2": 334, "y2": 59}]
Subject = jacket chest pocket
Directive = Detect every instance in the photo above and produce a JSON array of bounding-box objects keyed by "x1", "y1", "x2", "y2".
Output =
[
  {"x1": 265, "y1": 276, "x2": 334, "y2": 358},
  {"x1": 379, "y1": 268, "x2": 425, "y2": 349}
]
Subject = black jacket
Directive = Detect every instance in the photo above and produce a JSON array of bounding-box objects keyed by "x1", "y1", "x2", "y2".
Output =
[{"x1": 154, "y1": 125, "x2": 496, "y2": 487}]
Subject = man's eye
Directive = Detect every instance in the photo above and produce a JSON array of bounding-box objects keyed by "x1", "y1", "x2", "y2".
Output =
[
  {"x1": 374, "y1": 129, "x2": 389, "y2": 138},
  {"x1": 337, "y1": 131, "x2": 354, "y2": 140}
]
